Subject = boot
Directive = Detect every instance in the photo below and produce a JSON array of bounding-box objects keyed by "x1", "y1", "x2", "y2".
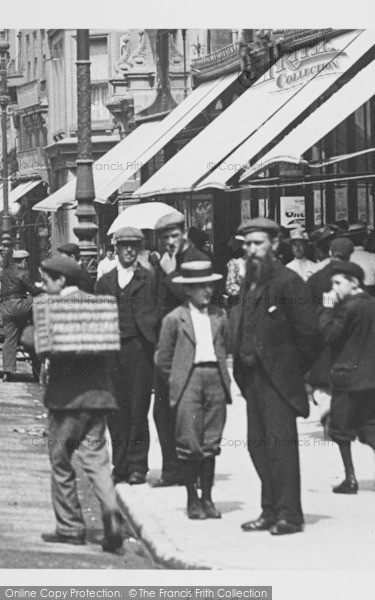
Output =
[
  {"x1": 181, "y1": 460, "x2": 206, "y2": 520},
  {"x1": 334, "y1": 442, "x2": 358, "y2": 494},
  {"x1": 200, "y1": 458, "x2": 221, "y2": 519},
  {"x1": 102, "y1": 511, "x2": 124, "y2": 553}
]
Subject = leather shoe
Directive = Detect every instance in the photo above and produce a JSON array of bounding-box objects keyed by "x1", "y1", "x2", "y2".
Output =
[
  {"x1": 269, "y1": 520, "x2": 303, "y2": 535},
  {"x1": 241, "y1": 516, "x2": 275, "y2": 532},
  {"x1": 2, "y1": 372, "x2": 12, "y2": 382},
  {"x1": 42, "y1": 531, "x2": 85, "y2": 545},
  {"x1": 187, "y1": 499, "x2": 207, "y2": 520},
  {"x1": 332, "y1": 479, "x2": 358, "y2": 494},
  {"x1": 151, "y1": 477, "x2": 182, "y2": 488},
  {"x1": 128, "y1": 472, "x2": 146, "y2": 485},
  {"x1": 102, "y1": 511, "x2": 124, "y2": 553},
  {"x1": 201, "y1": 500, "x2": 221, "y2": 519}
]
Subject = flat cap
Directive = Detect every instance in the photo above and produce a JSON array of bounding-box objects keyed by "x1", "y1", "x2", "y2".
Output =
[
  {"x1": 155, "y1": 211, "x2": 185, "y2": 232},
  {"x1": 12, "y1": 249, "x2": 29, "y2": 259},
  {"x1": 330, "y1": 237, "x2": 354, "y2": 260},
  {"x1": 57, "y1": 243, "x2": 80, "y2": 259},
  {"x1": 112, "y1": 227, "x2": 144, "y2": 242},
  {"x1": 238, "y1": 217, "x2": 280, "y2": 236},
  {"x1": 41, "y1": 255, "x2": 82, "y2": 283},
  {"x1": 331, "y1": 261, "x2": 364, "y2": 283},
  {"x1": 309, "y1": 226, "x2": 336, "y2": 243}
]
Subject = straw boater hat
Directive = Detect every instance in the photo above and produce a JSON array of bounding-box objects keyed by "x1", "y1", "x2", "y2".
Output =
[
  {"x1": 12, "y1": 249, "x2": 29, "y2": 259},
  {"x1": 288, "y1": 227, "x2": 309, "y2": 242},
  {"x1": 172, "y1": 261, "x2": 222, "y2": 284}
]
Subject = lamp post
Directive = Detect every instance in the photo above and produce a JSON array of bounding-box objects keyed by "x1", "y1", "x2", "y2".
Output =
[
  {"x1": 73, "y1": 29, "x2": 98, "y2": 278},
  {"x1": 0, "y1": 30, "x2": 11, "y2": 262}
]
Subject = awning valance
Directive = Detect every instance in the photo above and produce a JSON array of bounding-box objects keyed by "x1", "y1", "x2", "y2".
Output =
[
  {"x1": 133, "y1": 29, "x2": 375, "y2": 198},
  {"x1": 0, "y1": 180, "x2": 43, "y2": 212},
  {"x1": 33, "y1": 71, "x2": 239, "y2": 213}
]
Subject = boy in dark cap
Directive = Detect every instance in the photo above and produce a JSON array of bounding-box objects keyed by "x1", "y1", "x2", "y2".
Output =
[
  {"x1": 57, "y1": 242, "x2": 94, "y2": 293},
  {"x1": 155, "y1": 261, "x2": 231, "y2": 519},
  {"x1": 37, "y1": 255, "x2": 124, "y2": 552},
  {"x1": 319, "y1": 262, "x2": 375, "y2": 494}
]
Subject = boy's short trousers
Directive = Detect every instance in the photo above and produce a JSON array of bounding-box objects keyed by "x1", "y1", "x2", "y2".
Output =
[
  {"x1": 329, "y1": 389, "x2": 375, "y2": 448},
  {"x1": 175, "y1": 365, "x2": 227, "y2": 461}
]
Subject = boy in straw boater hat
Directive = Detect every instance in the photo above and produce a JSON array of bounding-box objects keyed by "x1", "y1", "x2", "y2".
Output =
[{"x1": 155, "y1": 261, "x2": 231, "y2": 519}]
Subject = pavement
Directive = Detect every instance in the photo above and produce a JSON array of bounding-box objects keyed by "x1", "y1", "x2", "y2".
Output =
[
  {"x1": 0, "y1": 357, "x2": 158, "y2": 569},
  {"x1": 116, "y1": 376, "x2": 375, "y2": 570}
]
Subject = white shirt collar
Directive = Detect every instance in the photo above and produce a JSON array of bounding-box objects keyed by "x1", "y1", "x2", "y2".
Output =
[
  {"x1": 188, "y1": 301, "x2": 209, "y2": 315},
  {"x1": 117, "y1": 261, "x2": 136, "y2": 274},
  {"x1": 60, "y1": 286, "x2": 79, "y2": 296}
]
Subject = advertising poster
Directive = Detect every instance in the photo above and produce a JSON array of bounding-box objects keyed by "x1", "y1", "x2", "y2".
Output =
[
  {"x1": 258, "y1": 198, "x2": 268, "y2": 217},
  {"x1": 313, "y1": 189, "x2": 322, "y2": 225},
  {"x1": 241, "y1": 198, "x2": 251, "y2": 221},
  {"x1": 357, "y1": 185, "x2": 368, "y2": 222},
  {"x1": 280, "y1": 196, "x2": 306, "y2": 228},
  {"x1": 334, "y1": 185, "x2": 348, "y2": 221}
]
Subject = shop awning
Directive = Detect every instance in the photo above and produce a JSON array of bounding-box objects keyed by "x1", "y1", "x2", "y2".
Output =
[
  {"x1": 33, "y1": 72, "x2": 239, "y2": 213},
  {"x1": 134, "y1": 29, "x2": 375, "y2": 198},
  {"x1": 0, "y1": 180, "x2": 42, "y2": 212},
  {"x1": 239, "y1": 57, "x2": 375, "y2": 182}
]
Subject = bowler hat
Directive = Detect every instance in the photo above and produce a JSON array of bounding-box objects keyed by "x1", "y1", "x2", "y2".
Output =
[
  {"x1": 309, "y1": 226, "x2": 336, "y2": 243},
  {"x1": 41, "y1": 255, "x2": 82, "y2": 283},
  {"x1": 155, "y1": 211, "x2": 185, "y2": 232},
  {"x1": 238, "y1": 217, "x2": 280, "y2": 237},
  {"x1": 57, "y1": 243, "x2": 80, "y2": 260},
  {"x1": 13, "y1": 249, "x2": 29, "y2": 260},
  {"x1": 112, "y1": 227, "x2": 144, "y2": 243},
  {"x1": 172, "y1": 261, "x2": 222, "y2": 284},
  {"x1": 331, "y1": 261, "x2": 364, "y2": 284}
]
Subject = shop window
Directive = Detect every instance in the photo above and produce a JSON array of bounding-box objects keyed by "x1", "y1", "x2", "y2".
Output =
[
  {"x1": 91, "y1": 82, "x2": 110, "y2": 122},
  {"x1": 90, "y1": 37, "x2": 108, "y2": 82}
]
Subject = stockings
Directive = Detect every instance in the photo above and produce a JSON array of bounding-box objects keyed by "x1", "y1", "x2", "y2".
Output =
[
  {"x1": 180, "y1": 457, "x2": 216, "y2": 504},
  {"x1": 337, "y1": 441, "x2": 357, "y2": 482}
]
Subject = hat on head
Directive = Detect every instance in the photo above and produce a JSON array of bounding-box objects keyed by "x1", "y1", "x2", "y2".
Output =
[
  {"x1": 289, "y1": 227, "x2": 309, "y2": 242},
  {"x1": 172, "y1": 261, "x2": 222, "y2": 284},
  {"x1": 331, "y1": 261, "x2": 364, "y2": 284},
  {"x1": 309, "y1": 226, "x2": 336, "y2": 243},
  {"x1": 112, "y1": 227, "x2": 144, "y2": 243},
  {"x1": 41, "y1": 255, "x2": 82, "y2": 284},
  {"x1": 330, "y1": 237, "x2": 354, "y2": 260},
  {"x1": 238, "y1": 217, "x2": 280, "y2": 237},
  {"x1": 155, "y1": 211, "x2": 185, "y2": 233},
  {"x1": 12, "y1": 249, "x2": 29, "y2": 260},
  {"x1": 57, "y1": 243, "x2": 80, "y2": 260}
]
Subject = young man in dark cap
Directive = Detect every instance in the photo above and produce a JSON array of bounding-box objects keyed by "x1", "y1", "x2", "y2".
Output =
[
  {"x1": 38, "y1": 255, "x2": 124, "y2": 553},
  {"x1": 57, "y1": 242, "x2": 94, "y2": 294},
  {"x1": 155, "y1": 261, "x2": 231, "y2": 519},
  {"x1": 96, "y1": 227, "x2": 159, "y2": 485},
  {"x1": 1, "y1": 249, "x2": 42, "y2": 381},
  {"x1": 319, "y1": 261, "x2": 375, "y2": 494},
  {"x1": 233, "y1": 217, "x2": 319, "y2": 535},
  {"x1": 151, "y1": 211, "x2": 207, "y2": 487}
]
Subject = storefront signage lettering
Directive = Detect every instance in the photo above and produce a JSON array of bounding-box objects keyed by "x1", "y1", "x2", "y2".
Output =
[{"x1": 280, "y1": 196, "x2": 306, "y2": 228}]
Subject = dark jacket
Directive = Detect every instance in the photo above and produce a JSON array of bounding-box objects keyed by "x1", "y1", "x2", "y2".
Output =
[
  {"x1": 155, "y1": 303, "x2": 231, "y2": 408},
  {"x1": 1, "y1": 266, "x2": 41, "y2": 300},
  {"x1": 306, "y1": 261, "x2": 335, "y2": 387},
  {"x1": 318, "y1": 292, "x2": 375, "y2": 393},
  {"x1": 96, "y1": 263, "x2": 159, "y2": 346},
  {"x1": 232, "y1": 260, "x2": 319, "y2": 418},
  {"x1": 156, "y1": 242, "x2": 208, "y2": 318},
  {"x1": 78, "y1": 265, "x2": 94, "y2": 294},
  {"x1": 44, "y1": 288, "x2": 117, "y2": 411}
]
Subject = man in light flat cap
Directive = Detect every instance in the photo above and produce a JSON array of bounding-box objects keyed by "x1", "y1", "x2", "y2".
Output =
[
  {"x1": 0, "y1": 249, "x2": 42, "y2": 381},
  {"x1": 233, "y1": 217, "x2": 319, "y2": 535},
  {"x1": 319, "y1": 261, "x2": 375, "y2": 495},
  {"x1": 96, "y1": 227, "x2": 159, "y2": 485},
  {"x1": 152, "y1": 211, "x2": 208, "y2": 487}
]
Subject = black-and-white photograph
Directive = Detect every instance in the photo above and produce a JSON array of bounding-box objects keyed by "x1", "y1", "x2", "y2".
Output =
[{"x1": 0, "y1": 0, "x2": 374, "y2": 595}]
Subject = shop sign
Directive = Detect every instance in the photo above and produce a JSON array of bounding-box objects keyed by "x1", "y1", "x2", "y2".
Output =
[
  {"x1": 280, "y1": 196, "x2": 305, "y2": 228},
  {"x1": 18, "y1": 148, "x2": 48, "y2": 180},
  {"x1": 334, "y1": 185, "x2": 348, "y2": 221},
  {"x1": 254, "y1": 38, "x2": 347, "y2": 92}
]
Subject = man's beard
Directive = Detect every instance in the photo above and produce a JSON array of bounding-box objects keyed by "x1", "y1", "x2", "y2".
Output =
[{"x1": 244, "y1": 251, "x2": 275, "y2": 290}]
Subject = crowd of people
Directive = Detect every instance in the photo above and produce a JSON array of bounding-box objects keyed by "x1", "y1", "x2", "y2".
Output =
[{"x1": 2, "y1": 212, "x2": 375, "y2": 551}]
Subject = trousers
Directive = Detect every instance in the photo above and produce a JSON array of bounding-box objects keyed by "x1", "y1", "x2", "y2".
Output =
[
  {"x1": 243, "y1": 365, "x2": 304, "y2": 525},
  {"x1": 153, "y1": 373, "x2": 180, "y2": 481},
  {"x1": 1, "y1": 297, "x2": 32, "y2": 372},
  {"x1": 48, "y1": 410, "x2": 119, "y2": 538},
  {"x1": 175, "y1": 366, "x2": 227, "y2": 461},
  {"x1": 108, "y1": 336, "x2": 154, "y2": 480}
]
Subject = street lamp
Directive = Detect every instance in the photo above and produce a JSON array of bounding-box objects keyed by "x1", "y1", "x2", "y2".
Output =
[
  {"x1": 0, "y1": 30, "x2": 11, "y2": 262},
  {"x1": 73, "y1": 29, "x2": 98, "y2": 278}
]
